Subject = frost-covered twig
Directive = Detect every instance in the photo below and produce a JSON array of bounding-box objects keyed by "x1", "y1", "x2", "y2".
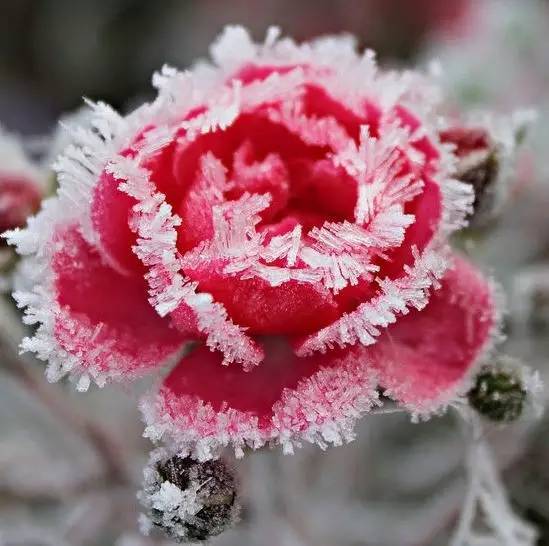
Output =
[{"x1": 450, "y1": 404, "x2": 537, "y2": 546}]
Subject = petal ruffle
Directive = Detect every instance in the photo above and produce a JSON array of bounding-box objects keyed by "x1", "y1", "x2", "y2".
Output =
[
  {"x1": 367, "y1": 255, "x2": 497, "y2": 413},
  {"x1": 141, "y1": 339, "x2": 379, "y2": 459},
  {"x1": 50, "y1": 226, "x2": 185, "y2": 385}
]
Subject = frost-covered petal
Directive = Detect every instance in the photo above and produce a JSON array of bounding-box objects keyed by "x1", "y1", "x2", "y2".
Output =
[
  {"x1": 91, "y1": 170, "x2": 141, "y2": 274},
  {"x1": 141, "y1": 340, "x2": 380, "y2": 460},
  {"x1": 367, "y1": 255, "x2": 497, "y2": 414},
  {"x1": 183, "y1": 259, "x2": 340, "y2": 335},
  {"x1": 91, "y1": 141, "x2": 182, "y2": 275},
  {"x1": 378, "y1": 174, "x2": 442, "y2": 279},
  {"x1": 47, "y1": 226, "x2": 185, "y2": 385}
]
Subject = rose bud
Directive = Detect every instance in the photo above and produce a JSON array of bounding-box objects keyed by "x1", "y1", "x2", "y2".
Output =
[
  {"x1": 139, "y1": 452, "x2": 240, "y2": 543},
  {"x1": 0, "y1": 126, "x2": 43, "y2": 243},
  {"x1": 441, "y1": 126, "x2": 498, "y2": 226},
  {"x1": 467, "y1": 357, "x2": 536, "y2": 423},
  {"x1": 440, "y1": 111, "x2": 534, "y2": 229},
  {"x1": 0, "y1": 175, "x2": 42, "y2": 237}
]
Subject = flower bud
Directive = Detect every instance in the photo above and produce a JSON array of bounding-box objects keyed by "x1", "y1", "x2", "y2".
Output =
[
  {"x1": 441, "y1": 126, "x2": 500, "y2": 228},
  {"x1": 139, "y1": 452, "x2": 240, "y2": 543},
  {"x1": 442, "y1": 111, "x2": 534, "y2": 230},
  {"x1": 468, "y1": 365, "x2": 527, "y2": 422},
  {"x1": 0, "y1": 174, "x2": 42, "y2": 240}
]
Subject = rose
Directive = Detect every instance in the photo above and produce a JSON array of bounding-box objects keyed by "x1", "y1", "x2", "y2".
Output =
[
  {"x1": 8, "y1": 27, "x2": 499, "y2": 458},
  {"x1": 0, "y1": 174, "x2": 41, "y2": 238},
  {"x1": 0, "y1": 127, "x2": 42, "y2": 240}
]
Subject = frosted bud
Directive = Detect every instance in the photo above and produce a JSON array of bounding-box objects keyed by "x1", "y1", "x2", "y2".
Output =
[
  {"x1": 442, "y1": 126, "x2": 500, "y2": 228},
  {"x1": 455, "y1": 146, "x2": 499, "y2": 226},
  {"x1": 139, "y1": 451, "x2": 240, "y2": 543},
  {"x1": 0, "y1": 174, "x2": 41, "y2": 243},
  {"x1": 468, "y1": 362, "x2": 527, "y2": 422}
]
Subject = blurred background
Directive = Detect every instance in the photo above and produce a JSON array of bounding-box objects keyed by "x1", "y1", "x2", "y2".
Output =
[
  {"x1": 1, "y1": 1, "x2": 549, "y2": 545},
  {"x1": 0, "y1": 0, "x2": 474, "y2": 134}
]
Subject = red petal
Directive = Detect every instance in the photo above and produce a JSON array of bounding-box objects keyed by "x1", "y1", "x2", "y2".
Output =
[
  {"x1": 176, "y1": 153, "x2": 226, "y2": 252},
  {"x1": 440, "y1": 126, "x2": 490, "y2": 158},
  {"x1": 367, "y1": 255, "x2": 495, "y2": 412},
  {"x1": 393, "y1": 105, "x2": 440, "y2": 162},
  {"x1": 53, "y1": 226, "x2": 185, "y2": 381},
  {"x1": 287, "y1": 158, "x2": 357, "y2": 223},
  {"x1": 184, "y1": 260, "x2": 341, "y2": 335},
  {"x1": 91, "y1": 142, "x2": 180, "y2": 274},
  {"x1": 232, "y1": 63, "x2": 302, "y2": 85},
  {"x1": 145, "y1": 339, "x2": 379, "y2": 455},
  {"x1": 380, "y1": 174, "x2": 442, "y2": 279},
  {"x1": 224, "y1": 141, "x2": 290, "y2": 223},
  {"x1": 302, "y1": 84, "x2": 379, "y2": 142},
  {"x1": 91, "y1": 170, "x2": 141, "y2": 274},
  {"x1": 335, "y1": 175, "x2": 442, "y2": 312}
]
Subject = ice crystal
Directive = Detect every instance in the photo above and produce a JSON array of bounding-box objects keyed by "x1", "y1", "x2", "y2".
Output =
[{"x1": 139, "y1": 450, "x2": 240, "y2": 542}]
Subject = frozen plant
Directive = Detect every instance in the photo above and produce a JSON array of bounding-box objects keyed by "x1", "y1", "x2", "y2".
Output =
[
  {"x1": 3, "y1": 26, "x2": 541, "y2": 542},
  {"x1": 0, "y1": 126, "x2": 44, "y2": 238},
  {"x1": 0, "y1": 126, "x2": 49, "y2": 293},
  {"x1": 467, "y1": 355, "x2": 542, "y2": 423},
  {"x1": 139, "y1": 449, "x2": 240, "y2": 543},
  {"x1": 440, "y1": 111, "x2": 534, "y2": 230}
]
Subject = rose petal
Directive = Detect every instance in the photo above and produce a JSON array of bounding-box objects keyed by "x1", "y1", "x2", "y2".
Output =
[
  {"x1": 91, "y1": 143, "x2": 180, "y2": 274},
  {"x1": 225, "y1": 141, "x2": 290, "y2": 223},
  {"x1": 53, "y1": 226, "x2": 185, "y2": 382},
  {"x1": 232, "y1": 63, "x2": 303, "y2": 85},
  {"x1": 287, "y1": 158, "x2": 358, "y2": 223},
  {"x1": 183, "y1": 260, "x2": 341, "y2": 335},
  {"x1": 379, "y1": 174, "x2": 442, "y2": 279},
  {"x1": 91, "y1": 170, "x2": 141, "y2": 274},
  {"x1": 142, "y1": 338, "x2": 379, "y2": 458},
  {"x1": 367, "y1": 255, "x2": 496, "y2": 412},
  {"x1": 302, "y1": 84, "x2": 379, "y2": 142},
  {"x1": 333, "y1": 175, "x2": 442, "y2": 312}
]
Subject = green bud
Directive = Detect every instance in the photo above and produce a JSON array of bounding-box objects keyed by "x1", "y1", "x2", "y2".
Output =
[{"x1": 468, "y1": 367, "x2": 526, "y2": 422}]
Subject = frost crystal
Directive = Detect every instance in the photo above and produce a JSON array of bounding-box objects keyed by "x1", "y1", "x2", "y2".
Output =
[{"x1": 139, "y1": 450, "x2": 240, "y2": 543}]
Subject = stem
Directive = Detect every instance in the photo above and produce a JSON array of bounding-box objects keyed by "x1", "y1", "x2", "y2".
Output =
[{"x1": 449, "y1": 403, "x2": 537, "y2": 546}]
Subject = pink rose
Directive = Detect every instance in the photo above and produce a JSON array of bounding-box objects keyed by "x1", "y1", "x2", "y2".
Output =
[
  {"x1": 0, "y1": 127, "x2": 42, "y2": 241},
  {"x1": 8, "y1": 28, "x2": 498, "y2": 457}
]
